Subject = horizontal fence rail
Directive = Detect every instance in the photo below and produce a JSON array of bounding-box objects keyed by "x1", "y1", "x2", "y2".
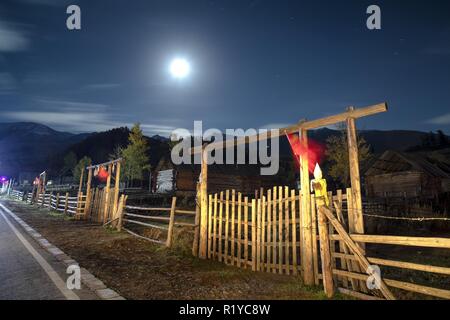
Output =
[{"x1": 122, "y1": 197, "x2": 197, "y2": 247}]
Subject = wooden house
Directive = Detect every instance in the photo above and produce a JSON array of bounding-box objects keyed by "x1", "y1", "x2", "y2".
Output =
[
  {"x1": 365, "y1": 150, "x2": 450, "y2": 199},
  {"x1": 153, "y1": 156, "x2": 296, "y2": 195}
]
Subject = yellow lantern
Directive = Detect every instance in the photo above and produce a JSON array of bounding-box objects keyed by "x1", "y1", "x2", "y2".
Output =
[{"x1": 310, "y1": 163, "x2": 329, "y2": 206}]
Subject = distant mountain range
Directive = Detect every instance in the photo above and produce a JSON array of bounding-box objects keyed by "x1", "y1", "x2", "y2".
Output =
[{"x1": 0, "y1": 122, "x2": 446, "y2": 180}]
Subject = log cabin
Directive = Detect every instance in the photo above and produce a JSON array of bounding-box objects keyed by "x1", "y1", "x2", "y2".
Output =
[
  {"x1": 365, "y1": 150, "x2": 450, "y2": 199},
  {"x1": 152, "y1": 156, "x2": 296, "y2": 195}
]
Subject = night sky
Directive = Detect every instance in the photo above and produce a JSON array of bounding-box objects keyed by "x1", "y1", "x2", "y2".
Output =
[{"x1": 1, "y1": 0, "x2": 450, "y2": 135}]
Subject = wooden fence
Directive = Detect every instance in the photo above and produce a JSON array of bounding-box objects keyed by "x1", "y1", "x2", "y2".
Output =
[
  {"x1": 121, "y1": 197, "x2": 197, "y2": 247},
  {"x1": 207, "y1": 186, "x2": 304, "y2": 274},
  {"x1": 36, "y1": 191, "x2": 82, "y2": 215},
  {"x1": 319, "y1": 205, "x2": 450, "y2": 300},
  {"x1": 9, "y1": 189, "x2": 24, "y2": 201}
]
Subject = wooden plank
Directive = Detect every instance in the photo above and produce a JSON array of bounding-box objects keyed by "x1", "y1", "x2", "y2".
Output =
[
  {"x1": 332, "y1": 253, "x2": 450, "y2": 276},
  {"x1": 123, "y1": 219, "x2": 168, "y2": 230},
  {"x1": 261, "y1": 195, "x2": 266, "y2": 272},
  {"x1": 272, "y1": 186, "x2": 277, "y2": 274},
  {"x1": 237, "y1": 192, "x2": 242, "y2": 267},
  {"x1": 284, "y1": 187, "x2": 290, "y2": 275},
  {"x1": 218, "y1": 191, "x2": 224, "y2": 262},
  {"x1": 266, "y1": 189, "x2": 272, "y2": 273},
  {"x1": 320, "y1": 206, "x2": 395, "y2": 300},
  {"x1": 329, "y1": 234, "x2": 450, "y2": 249},
  {"x1": 244, "y1": 196, "x2": 249, "y2": 268},
  {"x1": 166, "y1": 197, "x2": 177, "y2": 248},
  {"x1": 346, "y1": 187, "x2": 363, "y2": 291},
  {"x1": 291, "y1": 189, "x2": 298, "y2": 275},
  {"x1": 278, "y1": 186, "x2": 283, "y2": 274},
  {"x1": 231, "y1": 190, "x2": 236, "y2": 266},
  {"x1": 310, "y1": 195, "x2": 319, "y2": 285},
  {"x1": 318, "y1": 205, "x2": 334, "y2": 298},
  {"x1": 251, "y1": 199, "x2": 257, "y2": 271},
  {"x1": 333, "y1": 270, "x2": 450, "y2": 300},
  {"x1": 189, "y1": 103, "x2": 387, "y2": 155},
  {"x1": 207, "y1": 194, "x2": 213, "y2": 258},
  {"x1": 338, "y1": 287, "x2": 384, "y2": 300},
  {"x1": 123, "y1": 213, "x2": 170, "y2": 221},
  {"x1": 199, "y1": 147, "x2": 208, "y2": 259},
  {"x1": 224, "y1": 190, "x2": 230, "y2": 265},
  {"x1": 212, "y1": 193, "x2": 218, "y2": 259},
  {"x1": 334, "y1": 189, "x2": 353, "y2": 289},
  {"x1": 256, "y1": 198, "x2": 261, "y2": 271}
]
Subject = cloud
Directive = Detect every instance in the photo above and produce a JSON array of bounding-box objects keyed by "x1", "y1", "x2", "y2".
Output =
[
  {"x1": 426, "y1": 113, "x2": 450, "y2": 125},
  {"x1": 17, "y1": 0, "x2": 73, "y2": 6},
  {"x1": 0, "y1": 72, "x2": 16, "y2": 94},
  {"x1": 1, "y1": 97, "x2": 177, "y2": 136},
  {"x1": 83, "y1": 83, "x2": 122, "y2": 90},
  {"x1": 0, "y1": 22, "x2": 29, "y2": 52}
]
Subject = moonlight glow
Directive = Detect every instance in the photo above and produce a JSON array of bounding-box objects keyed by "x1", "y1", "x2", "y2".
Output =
[{"x1": 169, "y1": 58, "x2": 191, "y2": 79}]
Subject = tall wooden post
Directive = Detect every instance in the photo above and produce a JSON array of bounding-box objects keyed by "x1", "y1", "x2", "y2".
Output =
[
  {"x1": 166, "y1": 197, "x2": 177, "y2": 248},
  {"x1": 199, "y1": 146, "x2": 209, "y2": 259},
  {"x1": 346, "y1": 110, "x2": 365, "y2": 240},
  {"x1": 112, "y1": 162, "x2": 121, "y2": 219},
  {"x1": 78, "y1": 167, "x2": 85, "y2": 194},
  {"x1": 299, "y1": 128, "x2": 314, "y2": 285},
  {"x1": 103, "y1": 164, "x2": 113, "y2": 223},
  {"x1": 318, "y1": 204, "x2": 334, "y2": 298},
  {"x1": 192, "y1": 182, "x2": 201, "y2": 257},
  {"x1": 84, "y1": 167, "x2": 93, "y2": 219}
]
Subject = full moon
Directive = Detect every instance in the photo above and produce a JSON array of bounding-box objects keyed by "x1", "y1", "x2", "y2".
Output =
[{"x1": 169, "y1": 58, "x2": 191, "y2": 79}]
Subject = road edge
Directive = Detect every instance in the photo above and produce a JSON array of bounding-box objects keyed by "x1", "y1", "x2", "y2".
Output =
[{"x1": 0, "y1": 201, "x2": 126, "y2": 301}]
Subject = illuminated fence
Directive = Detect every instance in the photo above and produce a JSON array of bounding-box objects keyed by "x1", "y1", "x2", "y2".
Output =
[
  {"x1": 34, "y1": 191, "x2": 84, "y2": 216},
  {"x1": 9, "y1": 189, "x2": 24, "y2": 201},
  {"x1": 122, "y1": 197, "x2": 197, "y2": 247}
]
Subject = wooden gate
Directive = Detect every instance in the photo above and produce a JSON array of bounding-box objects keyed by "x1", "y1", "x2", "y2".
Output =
[{"x1": 206, "y1": 187, "x2": 304, "y2": 275}]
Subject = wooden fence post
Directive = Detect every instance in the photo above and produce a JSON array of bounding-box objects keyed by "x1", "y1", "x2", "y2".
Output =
[
  {"x1": 116, "y1": 195, "x2": 127, "y2": 231},
  {"x1": 166, "y1": 197, "x2": 177, "y2": 248},
  {"x1": 112, "y1": 161, "x2": 121, "y2": 218},
  {"x1": 346, "y1": 111, "x2": 365, "y2": 241},
  {"x1": 317, "y1": 204, "x2": 334, "y2": 298},
  {"x1": 103, "y1": 164, "x2": 113, "y2": 224},
  {"x1": 251, "y1": 199, "x2": 257, "y2": 271},
  {"x1": 199, "y1": 146, "x2": 208, "y2": 259},
  {"x1": 64, "y1": 192, "x2": 69, "y2": 215},
  {"x1": 56, "y1": 193, "x2": 60, "y2": 211},
  {"x1": 84, "y1": 167, "x2": 93, "y2": 218},
  {"x1": 192, "y1": 183, "x2": 200, "y2": 257},
  {"x1": 300, "y1": 128, "x2": 314, "y2": 285}
]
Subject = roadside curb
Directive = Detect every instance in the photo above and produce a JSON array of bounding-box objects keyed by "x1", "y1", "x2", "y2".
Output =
[{"x1": 0, "y1": 201, "x2": 126, "y2": 300}]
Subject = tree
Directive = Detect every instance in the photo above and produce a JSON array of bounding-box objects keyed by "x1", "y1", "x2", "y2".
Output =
[
  {"x1": 61, "y1": 152, "x2": 77, "y2": 176},
  {"x1": 109, "y1": 145, "x2": 124, "y2": 161},
  {"x1": 325, "y1": 129, "x2": 371, "y2": 187},
  {"x1": 121, "y1": 123, "x2": 150, "y2": 185},
  {"x1": 73, "y1": 156, "x2": 92, "y2": 184}
]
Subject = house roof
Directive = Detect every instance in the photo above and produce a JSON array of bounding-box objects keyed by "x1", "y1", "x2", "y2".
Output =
[{"x1": 365, "y1": 150, "x2": 450, "y2": 178}]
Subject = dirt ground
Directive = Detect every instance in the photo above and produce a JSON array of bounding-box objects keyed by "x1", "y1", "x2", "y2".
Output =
[{"x1": 2, "y1": 198, "x2": 343, "y2": 300}]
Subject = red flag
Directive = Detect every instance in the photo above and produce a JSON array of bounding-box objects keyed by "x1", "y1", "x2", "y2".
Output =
[
  {"x1": 97, "y1": 166, "x2": 109, "y2": 182},
  {"x1": 286, "y1": 133, "x2": 324, "y2": 173}
]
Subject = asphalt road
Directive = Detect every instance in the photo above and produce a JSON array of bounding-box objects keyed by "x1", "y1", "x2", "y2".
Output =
[{"x1": 0, "y1": 201, "x2": 95, "y2": 300}]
